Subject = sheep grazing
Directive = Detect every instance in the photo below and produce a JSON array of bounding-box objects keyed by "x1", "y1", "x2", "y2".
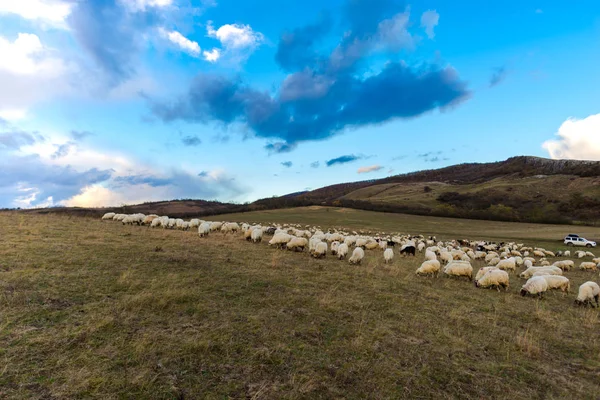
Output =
[
  {"x1": 198, "y1": 222, "x2": 211, "y2": 237},
  {"x1": 337, "y1": 243, "x2": 349, "y2": 260},
  {"x1": 102, "y1": 212, "x2": 116, "y2": 220},
  {"x1": 287, "y1": 237, "x2": 308, "y2": 252},
  {"x1": 399, "y1": 245, "x2": 416, "y2": 257},
  {"x1": 209, "y1": 222, "x2": 223, "y2": 232},
  {"x1": 579, "y1": 262, "x2": 598, "y2": 271},
  {"x1": 424, "y1": 249, "x2": 437, "y2": 261},
  {"x1": 311, "y1": 242, "x2": 327, "y2": 258},
  {"x1": 355, "y1": 238, "x2": 367, "y2": 248},
  {"x1": 519, "y1": 266, "x2": 562, "y2": 279},
  {"x1": 564, "y1": 250, "x2": 571, "y2": 257},
  {"x1": 540, "y1": 275, "x2": 570, "y2": 293},
  {"x1": 349, "y1": 247, "x2": 365, "y2": 265},
  {"x1": 143, "y1": 215, "x2": 159, "y2": 225},
  {"x1": 552, "y1": 260, "x2": 574, "y2": 271},
  {"x1": 520, "y1": 276, "x2": 549, "y2": 298},
  {"x1": 269, "y1": 233, "x2": 292, "y2": 249},
  {"x1": 331, "y1": 241, "x2": 340, "y2": 255},
  {"x1": 416, "y1": 260, "x2": 441, "y2": 277},
  {"x1": 443, "y1": 260, "x2": 473, "y2": 281},
  {"x1": 250, "y1": 228, "x2": 263, "y2": 243},
  {"x1": 495, "y1": 257, "x2": 516, "y2": 273},
  {"x1": 575, "y1": 281, "x2": 600, "y2": 307},
  {"x1": 189, "y1": 219, "x2": 201, "y2": 228},
  {"x1": 475, "y1": 266, "x2": 498, "y2": 282},
  {"x1": 383, "y1": 248, "x2": 394, "y2": 264},
  {"x1": 221, "y1": 222, "x2": 240, "y2": 234},
  {"x1": 475, "y1": 269, "x2": 510, "y2": 291}
]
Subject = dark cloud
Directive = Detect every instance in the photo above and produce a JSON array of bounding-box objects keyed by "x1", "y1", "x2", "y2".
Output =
[
  {"x1": 392, "y1": 155, "x2": 407, "y2": 161},
  {"x1": 0, "y1": 131, "x2": 39, "y2": 150},
  {"x1": 310, "y1": 161, "x2": 320, "y2": 168},
  {"x1": 417, "y1": 151, "x2": 442, "y2": 158},
  {"x1": 150, "y1": 0, "x2": 470, "y2": 153},
  {"x1": 275, "y1": 12, "x2": 332, "y2": 71},
  {"x1": 112, "y1": 175, "x2": 172, "y2": 187},
  {"x1": 181, "y1": 135, "x2": 202, "y2": 146},
  {"x1": 70, "y1": 130, "x2": 94, "y2": 141},
  {"x1": 489, "y1": 66, "x2": 507, "y2": 87},
  {"x1": 0, "y1": 154, "x2": 113, "y2": 206},
  {"x1": 264, "y1": 142, "x2": 297, "y2": 154},
  {"x1": 326, "y1": 154, "x2": 361, "y2": 167},
  {"x1": 67, "y1": 0, "x2": 163, "y2": 85},
  {"x1": 198, "y1": 171, "x2": 208, "y2": 177},
  {"x1": 51, "y1": 142, "x2": 76, "y2": 159},
  {"x1": 281, "y1": 161, "x2": 293, "y2": 168}
]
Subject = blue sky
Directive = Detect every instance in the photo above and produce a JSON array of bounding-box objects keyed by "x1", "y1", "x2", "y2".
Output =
[{"x1": 0, "y1": 0, "x2": 599, "y2": 208}]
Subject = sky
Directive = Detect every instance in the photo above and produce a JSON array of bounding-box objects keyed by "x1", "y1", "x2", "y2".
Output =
[{"x1": 0, "y1": 0, "x2": 599, "y2": 208}]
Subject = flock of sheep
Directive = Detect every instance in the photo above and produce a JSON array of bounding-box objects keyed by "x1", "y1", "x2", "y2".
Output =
[{"x1": 102, "y1": 212, "x2": 600, "y2": 308}]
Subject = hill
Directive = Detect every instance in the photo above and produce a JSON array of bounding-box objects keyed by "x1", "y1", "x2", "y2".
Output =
[{"x1": 255, "y1": 156, "x2": 600, "y2": 224}]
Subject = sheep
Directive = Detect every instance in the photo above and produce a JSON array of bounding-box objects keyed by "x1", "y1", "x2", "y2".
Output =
[
  {"x1": 524, "y1": 259, "x2": 533, "y2": 268},
  {"x1": 142, "y1": 215, "x2": 159, "y2": 225},
  {"x1": 443, "y1": 260, "x2": 473, "y2": 280},
  {"x1": 475, "y1": 266, "x2": 499, "y2": 282},
  {"x1": 494, "y1": 257, "x2": 516, "y2": 272},
  {"x1": 221, "y1": 222, "x2": 240, "y2": 234},
  {"x1": 488, "y1": 257, "x2": 501, "y2": 267},
  {"x1": 365, "y1": 240, "x2": 379, "y2": 250},
  {"x1": 520, "y1": 266, "x2": 562, "y2": 279},
  {"x1": 102, "y1": 212, "x2": 116, "y2": 220},
  {"x1": 209, "y1": 222, "x2": 223, "y2": 232},
  {"x1": 520, "y1": 276, "x2": 549, "y2": 298},
  {"x1": 150, "y1": 218, "x2": 163, "y2": 228},
  {"x1": 337, "y1": 243, "x2": 349, "y2": 260},
  {"x1": 416, "y1": 260, "x2": 441, "y2": 277},
  {"x1": 485, "y1": 252, "x2": 499, "y2": 263},
  {"x1": 198, "y1": 222, "x2": 211, "y2": 237},
  {"x1": 564, "y1": 250, "x2": 571, "y2": 257},
  {"x1": 533, "y1": 250, "x2": 545, "y2": 258},
  {"x1": 400, "y1": 245, "x2": 416, "y2": 257},
  {"x1": 189, "y1": 219, "x2": 201, "y2": 228},
  {"x1": 575, "y1": 281, "x2": 600, "y2": 307},
  {"x1": 417, "y1": 242, "x2": 426, "y2": 252},
  {"x1": 311, "y1": 242, "x2": 327, "y2": 258},
  {"x1": 474, "y1": 269, "x2": 509, "y2": 291},
  {"x1": 349, "y1": 247, "x2": 365, "y2": 265},
  {"x1": 424, "y1": 250, "x2": 437, "y2": 261},
  {"x1": 586, "y1": 251, "x2": 595, "y2": 258},
  {"x1": 383, "y1": 248, "x2": 394, "y2": 264},
  {"x1": 540, "y1": 275, "x2": 570, "y2": 293},
  {"x1": 578, "y1": 262, "x2": 597, "y2": 271},
  {"x1": 355, "y1": 238, "x2": 367, "y2": 248},
  {"x1": 250, "y1": 227, "x2": 263, "y2": 243},
  {"x1": 439, "y1": 251, "x2": 453, "y2": 265},
  {"x1": 331, "y1": 241, "x2": 340, "y2": 255},
  {"x1": 593, "y1": 258, "x2": 600, "y2": 265},
  {"x1": 269, "y1": 233, "x2": 292, "y2": 248},
  {"x1": 287, "y1": 237, "x2": 308, "y2": 252},
  {"x1": 552, "y1": 260, "x2": 574, "y2": 271}
]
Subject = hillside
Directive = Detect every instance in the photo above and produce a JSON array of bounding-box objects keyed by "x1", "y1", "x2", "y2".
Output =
[{"x1": 255, "y1": 156, "x2": 600, "y2": 224}]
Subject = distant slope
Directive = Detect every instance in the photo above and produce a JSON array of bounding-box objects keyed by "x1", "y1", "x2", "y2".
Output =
[{"x1": 255, "y1": 156, "x2": 600, "y2": 224}]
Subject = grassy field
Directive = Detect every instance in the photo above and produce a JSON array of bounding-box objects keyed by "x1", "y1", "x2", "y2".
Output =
[
  {"x1": 1, "y1": 211, "x2": 600, "y2": 399},
  {"x1": 207, "y1": 206, "x2": 600, "y2": 251}
]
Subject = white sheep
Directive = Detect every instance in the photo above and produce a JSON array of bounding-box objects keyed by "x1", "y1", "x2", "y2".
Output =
[
  {"x1": 189, "y1": 219, "x2": 201, "y2": 228},
  {"x1": 552, "y1": 260, "x2": 574, "y2": 271},
  {"x1": 540, "y1": 275, "x2": 570, "y2": 293},
  {"x1": 209, "y1": 221, "x2": 223, "y2": 232},
  {"x1": 331, "y1": 241, "x2": 340, "y2": 255},
  {"x1": 475, "y1": 269, "x2": 509, "y2": 291},
  {"x1": 101, "y1": 212, "x2": 116, "y2": 220},
  {"x1": 416, "y1": 260, "x2": 441, "y2": 277},
  {"x1": 349, "y1": 247, "x2": 365, "y2": 265},
  {"x1": 575, "y1": 281, "x2": 600, "y2": 307},
  {"x1": 312, "y1": 242, "x2": 327, "y2": 258},
  {"x1": 198, "y1": 222, "x2": 211, "y2": 237},
  {"x1": 383, "y1": 248, "x2": 394, "y2": 264},
  {"x1": 250, "y1": 228, "x2": 263, "y2": 243},
  {"x1": 424, "y1": 250, "x2": 437, "y2": 261},
  {"x1": 495, "y1": 257, "x2": 516, "y2": 272},
  {"x1": 579, "y1": 262, "x2": 598, "y2": 271},
  {"x1": 519, "y1": 266, "x2": 562, "y2": 279},
  {"x1": 520, "y1": 276, "x2": 549, "y2": 298},
  {"x1": 221, "y1": 222, "x2": 240, "y2": 234},
  {"x1": 475, "y1": 266, "x2": 498, "y2": 282},
  {"x1": 443, "y1": 260, "x2": 473, "y2": 280},
  {"x1": 564, "y1": 250, "x2": 571, "y2": 257},
  {"x1": 337, "y1": 243, "x2": 349, "y2": 260},
  {"x1": 355, "y1": 238, "x2": 367, "y2": 248},
  {"x1": 269, "y1": 233, "x2": 292, "y2": 248},
  {"x1": 287, "y1": 237, "x2": 308, "y2": 252}
]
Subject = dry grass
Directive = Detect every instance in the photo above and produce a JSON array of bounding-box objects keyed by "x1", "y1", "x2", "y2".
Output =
[{"x1": 1, "y1": 211, "x2": 600, "y2": 399}]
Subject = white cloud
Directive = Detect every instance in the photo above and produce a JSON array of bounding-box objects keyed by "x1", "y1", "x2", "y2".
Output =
[
  {"x1": 542, "y1": 114, "x2": 600, "y2": 160},
  {"x1": 0, "y1": 0, "x2": 72, "y2": 27},
  {"x1": 357, "y1": 165, "x2": 384, "y2": 174},
  {"x1": 120, "y1": 0, "x2": 174, "y2": 12},
  {"x1": 0, "y1": 33, "x2": 72, "y2": 117},
  {"x1": 0, "y1": 109, "x2": 28, "y2": 121},
  {"x1": 206, "y1": 21, "x2": 264, "y2": 60},
  {"x1": 160, "y1": 29, "x2": 201, "y2": 56},
  {"x1": 420, "y1": 10, "x2": 439, "y2": 39},
  {"x1": 203, "y1": 48, "x2": 221, "y2": 62}
]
